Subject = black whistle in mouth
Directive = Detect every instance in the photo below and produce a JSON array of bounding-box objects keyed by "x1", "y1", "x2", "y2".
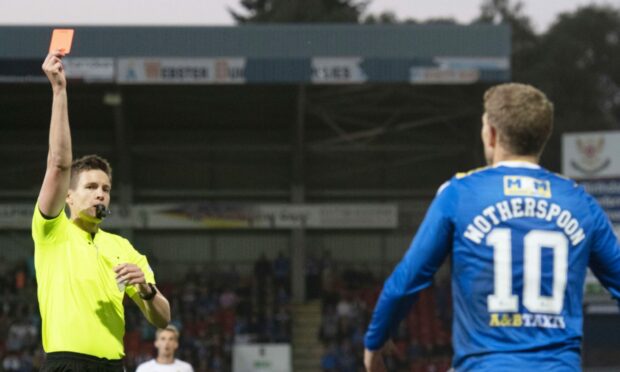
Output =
[{"x1": 95, "y1": 204, "x2": 111, "y2": 219}]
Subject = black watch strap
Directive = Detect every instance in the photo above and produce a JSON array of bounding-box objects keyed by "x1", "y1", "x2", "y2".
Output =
[{"x1": 139, "y1": 283, "x2": 157, "y2": 300}]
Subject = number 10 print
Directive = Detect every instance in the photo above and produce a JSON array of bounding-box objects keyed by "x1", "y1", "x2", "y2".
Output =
[{"x1": 487, "y1": 228, "x2": 568, "y2": 314}]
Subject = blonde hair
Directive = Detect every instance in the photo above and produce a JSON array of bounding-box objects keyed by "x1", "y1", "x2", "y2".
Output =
[
  {"x1": 484, "y1": 83, "x2": 554, "y2": 156},
  {"x1": 156, "y1": 325, "x2": 179, "y2": 341}
]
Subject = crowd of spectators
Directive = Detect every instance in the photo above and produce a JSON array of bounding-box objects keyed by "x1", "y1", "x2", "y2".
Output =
[
  {"x1": 0, "y1": 256, "x2": 44, "y2": 371},
  {"x1": 317, "y1": 261, "x2": 453, "y2": 372},
  {"x1": 0, "y1": 254, "x2": 292, "y2": 372},
  {"x1": 0, "y1": 251, "x2": 453, "y2": 372}
]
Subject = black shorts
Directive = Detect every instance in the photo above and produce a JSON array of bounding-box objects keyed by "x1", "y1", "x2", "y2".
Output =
[{"x1": 41, "y1": 352, "x2": 125, "y2": 372}]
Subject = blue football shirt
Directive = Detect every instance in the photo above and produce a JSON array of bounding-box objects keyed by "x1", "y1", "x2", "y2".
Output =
[{"x1": 365, "y1": 161, "x2": 620, "y2": 371}]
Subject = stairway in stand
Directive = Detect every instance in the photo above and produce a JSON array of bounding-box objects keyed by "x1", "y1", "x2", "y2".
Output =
[{"x1": 291, "y1": 300, "x2": 323, "y2": 371}]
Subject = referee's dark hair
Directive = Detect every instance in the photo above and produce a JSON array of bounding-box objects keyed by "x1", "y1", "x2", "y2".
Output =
[{"x1": 69, "y1": 154, "x2": 113, "y2": 189}]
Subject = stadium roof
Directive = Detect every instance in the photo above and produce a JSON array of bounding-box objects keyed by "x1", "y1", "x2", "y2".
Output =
[
  {"x1": 0, "y1": 24, "x2": 509, "y2": 58},
  {"x1": 0, "y1": 25, "x2": 510, "y2": 84},
  {"x1": 0, "y1": 25, "x2": 512, "y2": 206}
]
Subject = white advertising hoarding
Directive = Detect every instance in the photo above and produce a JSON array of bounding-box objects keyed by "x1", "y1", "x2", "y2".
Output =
[
  {"x1": 0, "y1": 203, "x2": 397, "y2": 230},
  {"x1": 311, "y1": 57, "x2": 367, "y2": 84},
  {"x1": 233, "y1": 344, "x2": 291, "y2": 372},
  {"x1": 63, "y1": 58, "x2": 115, "y2": 82},
  {"x1": 562, "y1": 131, "x2": 620, "y2": 179},
  {"x1": 410, "y1": 57, "x2": 508, "y2": 84},
  {"x1": 562, "y1": 131, "x2": 620, "y2": 225},
  {"x1": 117, "y1": 58, "x2": 246, "y2": 84}
]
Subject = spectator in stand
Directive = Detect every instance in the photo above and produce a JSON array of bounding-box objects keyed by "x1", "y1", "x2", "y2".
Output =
[
  {"x1": 0, "y1": 256, "x2": 8, "y2": 292},
  {"x1": 319, "y1": 250, "x2": 335, "y2": 296},
  {"x1": 2, "y1": 353, "x2": 21, "y2": 371},
  {"x1": 305, "y1": 251, "x2": 322, "y2": 299},
  {"x1": 337, "y1": 340, "x2": 358, "y2": 372},
  {"x1": 336, "y1": 295, "x2": 354, "y2": 320},
  {"x1": 273, "y1": 305, "x2": 291, "y2": 342},
  {"x1": 223, "y1": 264, "x2": 241, "y2": 290},
  {"x1": 273, "y1": 251, "x2": 290, "y2": 291},
  {"x1": 319, "y1": 306, "x2": 339, "y2": 344},
  {"x1": 219, "y1": 287, "x2": 238, "y2": 310},
  {"x1": 254, "y1": 253, "x2": 272, "y2": 318},
  {"x1": 254, "y1": 253, "x2": 272, "y2": 282},
  {"x1": 321, "y1": 343, "x2": 338, "y2": 372}
]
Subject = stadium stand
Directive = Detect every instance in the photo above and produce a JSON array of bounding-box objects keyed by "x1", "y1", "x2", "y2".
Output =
[
  {"x1": 317, "y1": 261, "x2": 452, "y2": 372},
  {"x1": 0, "y1": 255, "x2": 293, "y2": 371}
]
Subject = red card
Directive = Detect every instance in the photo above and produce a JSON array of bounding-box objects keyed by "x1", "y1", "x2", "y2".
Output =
[{"x1": 49, "y1": 29, "x2": 74, "y2": 55}]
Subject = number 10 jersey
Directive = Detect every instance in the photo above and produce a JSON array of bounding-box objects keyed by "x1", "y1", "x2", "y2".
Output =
[{"x1": 364, "y1": 161, "x2": 620, "y2": 371}]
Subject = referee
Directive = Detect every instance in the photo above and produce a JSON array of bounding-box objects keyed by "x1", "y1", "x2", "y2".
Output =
[{"x1": 33, "y1": 51, "x2": 171, "y2": 371}]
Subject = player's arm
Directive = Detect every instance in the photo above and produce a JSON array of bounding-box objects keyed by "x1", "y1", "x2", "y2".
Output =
[
  {"x1": 37, "y1": 51, "x2": 72, "y2": 218},
  {"x1": 364, "y1": 181, "x2": 455, "y2": 370},
  {"x1": 364, "y1": 340, "x2": 396, "y2": 372},
  {"x1": 587, "y1": 195, "x2": 620, "y2": 303}
]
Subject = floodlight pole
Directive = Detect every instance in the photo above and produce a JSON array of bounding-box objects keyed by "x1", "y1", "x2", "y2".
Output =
[
  {"x1": 106, "y1": 91, "x2": 134, "y2": 241},
  {"x1": 291, "y1": 84, "x2": 307, "y2": 303}
]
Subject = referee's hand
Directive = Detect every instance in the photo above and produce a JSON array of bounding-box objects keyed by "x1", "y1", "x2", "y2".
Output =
[
  {"x1": 42, "y1": 51, "x2": 67, "y2": 91},
  {"x1": 114, "y1": 263, "x2": 146, "y2": 287}
]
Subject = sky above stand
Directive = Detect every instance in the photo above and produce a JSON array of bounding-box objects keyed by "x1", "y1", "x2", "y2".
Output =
[{"x1": 0, "y1": 0, "x2": 616, "y2": 33}]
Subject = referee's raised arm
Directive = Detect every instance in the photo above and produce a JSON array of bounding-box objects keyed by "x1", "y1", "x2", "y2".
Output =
[{"x1": 38, "y1": 51, "x2": 72, "y2": 218}]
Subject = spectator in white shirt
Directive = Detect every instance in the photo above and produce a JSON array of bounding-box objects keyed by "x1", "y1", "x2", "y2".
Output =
[{"x1": 136, "y1": 325, "x2": 193, "y2": 372}]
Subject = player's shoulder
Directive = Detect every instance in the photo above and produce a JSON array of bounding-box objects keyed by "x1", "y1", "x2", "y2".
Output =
[
  {"x1": 175, "y1": 358, "x2": 192, "y2": 365},
  {"x1": 175, "y1": 359, "x2": 194, "y2": 371},
  {"x1": 454, "y1": 165, "x2": 492, "y2": 180},
  {"x1": 544, "y1": 168, "x2": 580, "y2": 186},
  {"x1": 439, "y1": 165, "x2": 493, "y2": 193},
  {"x1": 431, "y1": 167, "x2": 485, "y2": 197},
  {"x1": 135, "y1": 359, "x2": 155, "y2": 371},
  {"x1": 536, "y1": 170, "x2": 603, "y2": 217},
  {"x1": 543, "y1": 169, "x2": 592, "y2": 199}
]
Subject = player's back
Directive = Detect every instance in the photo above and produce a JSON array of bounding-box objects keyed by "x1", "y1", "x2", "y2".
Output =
[{"x1": 450, "y1": 161, "x2": 603, "y2": 371}]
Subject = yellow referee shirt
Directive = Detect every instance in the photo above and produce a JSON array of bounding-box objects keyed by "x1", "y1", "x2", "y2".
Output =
[{"x1": 31, "y1": 204, "x2": 155, "y2": 359}]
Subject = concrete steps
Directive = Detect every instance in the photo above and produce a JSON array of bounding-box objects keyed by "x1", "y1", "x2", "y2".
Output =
[{"x1": 291, "y1": 300, "x2": 323, "y2": 372}]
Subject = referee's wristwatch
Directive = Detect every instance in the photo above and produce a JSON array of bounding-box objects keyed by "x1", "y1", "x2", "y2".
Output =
[{"x1": 139, "y1": 283, "x2": 157, "y2": 301}]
